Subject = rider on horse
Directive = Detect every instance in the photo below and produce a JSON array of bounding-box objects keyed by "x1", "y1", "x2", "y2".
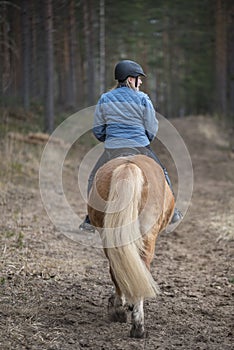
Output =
[{"x1": 79, "y1": 59, "x2": 182, "y2": 232}]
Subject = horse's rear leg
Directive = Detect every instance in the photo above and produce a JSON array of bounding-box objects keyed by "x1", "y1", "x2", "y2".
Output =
[
  {"x1": 130, "y1": 299, "x2": 145, "y2": 338},
  {"x1": 108, "y1": 292, "x2": 127, "y2": 323},
  {"x1": 129, "y1": 235, "x2": 156, "y2": 338},
  {"x1": 108, "y1": 267, "x2": 127, "y2": 323}
]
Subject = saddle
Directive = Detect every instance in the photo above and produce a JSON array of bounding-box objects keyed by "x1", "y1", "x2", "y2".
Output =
[{"x1": 107, "y1": 147, "x2": 143, "y2": 159}]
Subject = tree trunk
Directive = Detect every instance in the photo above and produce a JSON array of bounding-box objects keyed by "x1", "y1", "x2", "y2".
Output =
[
  {"x1": 215, "y1": 0, "x2": 227, "y2": 116},
  {"x1": 30, "y1": 1, "x2": 37, "y2": 100},
  {"x1": 21, "y1": 0, "x2": 30, "y2": 110},
  {"x1": 64, "y1": 21, "x2": 70, "y2": 107},
  {"x1": 83, "y1": 0, "x2": 95, "y2": 105},
  {"x1": 1, "y1": 4, "x2": 10, "y2": 101},
  {"x1": 227, "y1": 4, "x2": 234, "y2": 122},
  {"x1": 162, "y1": 14, "x2": 172, "y2": 117},
  {"x1": 68, "y1": 0, "x2": 77, "y2": 108},
  {"x1": 99, "y1": 0, "x2": 105, "y2": 94},
  {"x1": 44, "y1": 0, "x2": 54, "y2": 133}
]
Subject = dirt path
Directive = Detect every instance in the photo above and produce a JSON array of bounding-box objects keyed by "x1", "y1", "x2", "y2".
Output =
[{"x1": 0, "y1": 116, "x2": 233, "y2": 350}]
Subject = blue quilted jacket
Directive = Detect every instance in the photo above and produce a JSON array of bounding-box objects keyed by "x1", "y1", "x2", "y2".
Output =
[{"x1": 93, "y1": 87, "x2": 158, "y2": 149}]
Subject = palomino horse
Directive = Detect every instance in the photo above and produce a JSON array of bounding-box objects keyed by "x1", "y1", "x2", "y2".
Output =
[{"x1": 88, "y1": 154, "x2": 175, "y2": 338}]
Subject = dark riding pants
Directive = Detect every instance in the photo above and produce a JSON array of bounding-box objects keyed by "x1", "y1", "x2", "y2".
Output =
[{"x1": 87, "y1": 146, "x2": 173, "y2": 195}]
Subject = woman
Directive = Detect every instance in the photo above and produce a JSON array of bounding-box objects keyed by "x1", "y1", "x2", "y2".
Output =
[{"x1": 79, "y1": 59, "x2": 182, "y2": 232}]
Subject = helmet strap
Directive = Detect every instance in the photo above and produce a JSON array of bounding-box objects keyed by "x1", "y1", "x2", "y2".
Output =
[{"x1": 135, "y1": 76, "x2": 138, "y2": 88}]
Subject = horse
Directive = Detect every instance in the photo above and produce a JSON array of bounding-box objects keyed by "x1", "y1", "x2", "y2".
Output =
[{"x1": 88, "y1": 154, "x2": 175, "y2": 338}]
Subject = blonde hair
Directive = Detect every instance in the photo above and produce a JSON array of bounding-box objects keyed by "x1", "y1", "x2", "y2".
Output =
[{"x1": 111, "y1": 78, "x2": 136, "y2": 91}]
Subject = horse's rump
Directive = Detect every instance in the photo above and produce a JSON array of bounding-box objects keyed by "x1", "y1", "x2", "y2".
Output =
[{"x1": 88, "y1": 155, "x2": 174, "y2": 233}]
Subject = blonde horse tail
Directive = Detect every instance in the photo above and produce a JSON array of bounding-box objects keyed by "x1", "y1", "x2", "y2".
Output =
[{"x1": 102, "y1": 161, "x2": 159, "y2": 304}]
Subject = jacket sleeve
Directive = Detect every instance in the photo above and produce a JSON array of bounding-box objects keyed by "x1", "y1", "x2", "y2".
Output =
[
  {"x1": 142, "y1": 95, "x2": 158, "y2": 142},
  {"x1": 93, "y1": 96, "x2": 106, "y2": 142}
]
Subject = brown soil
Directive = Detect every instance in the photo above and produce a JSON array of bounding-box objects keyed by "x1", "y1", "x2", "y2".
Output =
[{"x1": 0, "y1": 116, "x2": 233, "y2": 350}]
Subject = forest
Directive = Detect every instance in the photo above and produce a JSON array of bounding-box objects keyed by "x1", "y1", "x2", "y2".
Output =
[{"x1": 0, "y1": 0, "x2": 233, "y2": 132}]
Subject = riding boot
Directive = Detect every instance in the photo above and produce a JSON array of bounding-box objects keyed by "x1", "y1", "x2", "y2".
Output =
[
  {"x1": 163, "y1": 168, "x2": 183, "y2": 224},
  {"x1": 79, "y1": 215, "x2": 95, "y2": 233},
  {"x1": 163, "y1": 168, "x2": 173, "y2": 194},
  {"x1": 170, "y1": 208, "x2": 183, "y2": 224}
]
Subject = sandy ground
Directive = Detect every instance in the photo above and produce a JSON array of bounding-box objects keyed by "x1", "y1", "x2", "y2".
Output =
[{"x1": 0, "y1": 116, "x2": 233, "y2": 350}]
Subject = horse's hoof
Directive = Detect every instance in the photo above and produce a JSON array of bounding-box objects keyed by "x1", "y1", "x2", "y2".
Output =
[
  {"x1": 109, "y1": 309, "x2": 127, "y2": 323},
  {"x1": 130, "y1": 324, "x2": 146, "y2": 338},
  {"x1": 108, "y1": 295, "x2": 115, "y2": 307}
]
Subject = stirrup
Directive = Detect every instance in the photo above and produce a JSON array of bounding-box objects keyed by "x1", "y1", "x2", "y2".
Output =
[
  {"x1": 170, "y1": 208, "x2": 183, "y2": 224},
  {"x1": 79, "y1": 219, "x2": 95, "y2": 233}
]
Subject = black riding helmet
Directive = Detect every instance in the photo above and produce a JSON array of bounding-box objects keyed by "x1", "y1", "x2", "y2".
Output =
[{"x1": 114, "y1": 60, "x2": 146, "y2": 82}]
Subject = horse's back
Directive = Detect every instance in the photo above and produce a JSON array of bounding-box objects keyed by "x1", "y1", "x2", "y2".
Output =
[{"x1": 88, "y1": 154, "x2": 174, "y2": 232}]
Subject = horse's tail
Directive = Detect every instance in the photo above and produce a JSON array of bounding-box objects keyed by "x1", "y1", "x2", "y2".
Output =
[{"x1": 102, "y1": 161, "x2": 159, "y2": 304}]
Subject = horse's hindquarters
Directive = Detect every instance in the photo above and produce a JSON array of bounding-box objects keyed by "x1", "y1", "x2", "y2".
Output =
[{"x1": 88, "y1": 155, "x2": 175, "y2": 337}]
